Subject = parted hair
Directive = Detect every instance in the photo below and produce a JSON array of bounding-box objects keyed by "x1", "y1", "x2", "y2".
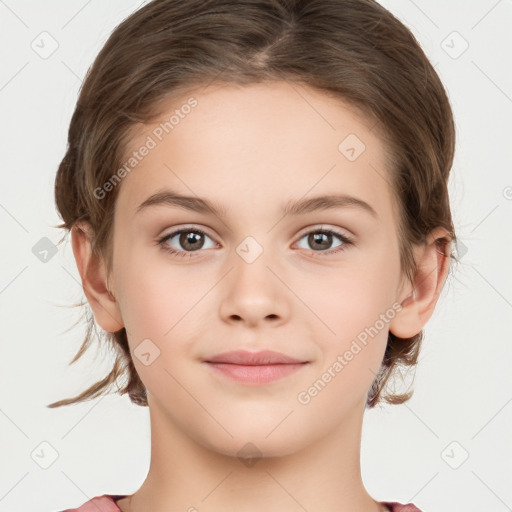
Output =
[{"x1": 48, "y1": 0, "x2": 457, "y2": 409}]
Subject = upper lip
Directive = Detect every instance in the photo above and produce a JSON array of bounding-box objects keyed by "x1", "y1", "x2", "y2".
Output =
[{"x1": 204, "y1": 350, "x2": 306, "y2": 365}]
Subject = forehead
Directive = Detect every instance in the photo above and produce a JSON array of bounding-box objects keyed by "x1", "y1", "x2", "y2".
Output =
[{"x1": 115, "y1": 81, "x2": 396, "y2": 224}]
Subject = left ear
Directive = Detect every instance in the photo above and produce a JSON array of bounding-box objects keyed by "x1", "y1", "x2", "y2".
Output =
[{"x1": 390, "y1": 227, "x2": 451, "y2": 339}]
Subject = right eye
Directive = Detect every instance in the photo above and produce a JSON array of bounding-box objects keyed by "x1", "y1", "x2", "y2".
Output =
[{"x1": 158, "y1": 227, "x2": 218, "y2": 258}]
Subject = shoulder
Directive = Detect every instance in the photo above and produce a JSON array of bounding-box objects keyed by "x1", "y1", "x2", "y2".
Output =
[
  {"x1": 57, "y1": 496, "x2": 421, "y2": 512},
  {"x1": 56, "y1": 494, "x2": 126, "y2": 512},
  {"x1": 380, "y1": 501, "x2": 423, "y2": 511}
]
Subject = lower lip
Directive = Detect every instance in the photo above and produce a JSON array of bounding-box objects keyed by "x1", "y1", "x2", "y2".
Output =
[{"x1": 205, "y1": 362, "x2": 307, "y2": 385}]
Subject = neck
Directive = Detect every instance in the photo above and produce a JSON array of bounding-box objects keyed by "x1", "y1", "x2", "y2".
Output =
[{"x1": 117, "y1": 395, "x2": 384, "y2": 512}]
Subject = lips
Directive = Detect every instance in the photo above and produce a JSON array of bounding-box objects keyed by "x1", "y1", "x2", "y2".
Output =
[
  {"x1": 203, "y1": 350, "x2": 309, "y2": 385},
  {"x1": 204, "y1": 350, "x2": 305, "y2": 365}
]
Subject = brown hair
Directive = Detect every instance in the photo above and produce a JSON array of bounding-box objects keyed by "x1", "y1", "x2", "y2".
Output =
[{"x1": 48, "y1": 0, "x2": 458, "y2": 409}]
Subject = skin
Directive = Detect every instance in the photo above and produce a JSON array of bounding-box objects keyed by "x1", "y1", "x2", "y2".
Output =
[{"x1": 72, "y1": 81, "x2": 450, "y2": 512}]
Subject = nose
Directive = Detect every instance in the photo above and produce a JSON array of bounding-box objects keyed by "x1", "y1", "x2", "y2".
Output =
[{"x1": 218, "y1": 248, "x2": 290, "y2": 328}]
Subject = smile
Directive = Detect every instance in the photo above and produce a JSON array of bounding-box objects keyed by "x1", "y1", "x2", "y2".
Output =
[{"x1": 204, "y1": 362, "x2": 308, "y2": 385}]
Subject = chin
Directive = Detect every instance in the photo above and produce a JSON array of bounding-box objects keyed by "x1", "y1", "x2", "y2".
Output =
[{"x1": 197, "y1": 425, "x2": 309, "y2": 461}]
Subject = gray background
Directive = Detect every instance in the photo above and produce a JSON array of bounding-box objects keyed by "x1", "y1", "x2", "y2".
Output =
[{"x1": 1, "y1": 1, "x2": 511, "y2": 511}]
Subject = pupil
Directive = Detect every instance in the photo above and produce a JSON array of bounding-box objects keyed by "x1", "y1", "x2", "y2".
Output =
[
  {"x1": 310, "y1": 232, "x2": 331, "y2": 250},
  {"x1": 181, "y1": 232, "x2": 203, "y2": 250}
]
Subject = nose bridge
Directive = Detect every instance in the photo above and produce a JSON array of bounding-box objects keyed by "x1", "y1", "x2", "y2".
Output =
[
  {"x1": 235, "y1": 233, "x2": 267, "y2": 267},
  {"x1": 225, "y1": 202, "x2": 280, "y2": 267},
  {"x1": 230, "y1": 232, "x2": 279, "y2": 295},
  {"x1": 219, "y1": 231, "x2": 287, "y2": 325}
]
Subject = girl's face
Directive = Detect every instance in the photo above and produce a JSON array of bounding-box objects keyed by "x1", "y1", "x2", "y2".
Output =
[{"x1": 109, "y1": 81, "x2": 409, "y2": 457}]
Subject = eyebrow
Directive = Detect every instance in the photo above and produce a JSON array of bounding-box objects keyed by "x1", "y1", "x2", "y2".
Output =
[{"x1": 136, "y1": 189, "x2": 378, "y2": 219}]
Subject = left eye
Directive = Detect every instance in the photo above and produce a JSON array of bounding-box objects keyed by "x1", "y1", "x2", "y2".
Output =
[{"x1": 295, "y1": 229, "x2": 352, "y2": 254}]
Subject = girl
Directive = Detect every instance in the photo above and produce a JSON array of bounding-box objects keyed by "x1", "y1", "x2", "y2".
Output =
[{"x1": 49, "y1": 0, "x2": 457, "y2": 510}]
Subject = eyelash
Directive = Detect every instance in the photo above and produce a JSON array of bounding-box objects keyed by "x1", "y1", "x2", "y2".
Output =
[{"x1": 157, "y1": 226, "x2": 354, "y2": 259}]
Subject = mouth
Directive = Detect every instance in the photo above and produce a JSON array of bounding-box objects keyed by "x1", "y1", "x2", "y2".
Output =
[{"x1": 203, "y1": 350, "x2": 309, "y2": 385}]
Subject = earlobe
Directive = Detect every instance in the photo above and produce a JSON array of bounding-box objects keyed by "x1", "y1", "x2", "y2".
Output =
[
  {"x1": 71, "y1": 222, "x2": 124, "y2": 333},
  {"x1": 390, "y1": 227, "x2": 451, "y2": 339}
]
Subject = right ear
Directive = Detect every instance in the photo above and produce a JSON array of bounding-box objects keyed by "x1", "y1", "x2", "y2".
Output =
[{"x1": 71, "y1": 221, "x2": 124, "y2": 332}]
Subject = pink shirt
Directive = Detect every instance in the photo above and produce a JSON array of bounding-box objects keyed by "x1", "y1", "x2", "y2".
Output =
[{"x1": 58, "y1": 494, "x2": 423, "y2": 511}]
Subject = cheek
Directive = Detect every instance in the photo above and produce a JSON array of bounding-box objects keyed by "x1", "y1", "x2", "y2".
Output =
[
  {"x1": 296, "y1": 279, "x2": 393, "y2": 415},
  {"x1": 115, "y1": 246, "x2": 207, "y2": 336},
  {"x1": 302, "y1": 255, "x2": 399, "y2": 387},
  {"x1": 114, "y1": 260, "x2": 206, "y2": 393},
  {"x1": 297, "y1": 255, "x2": 399, "y2": 338}
]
